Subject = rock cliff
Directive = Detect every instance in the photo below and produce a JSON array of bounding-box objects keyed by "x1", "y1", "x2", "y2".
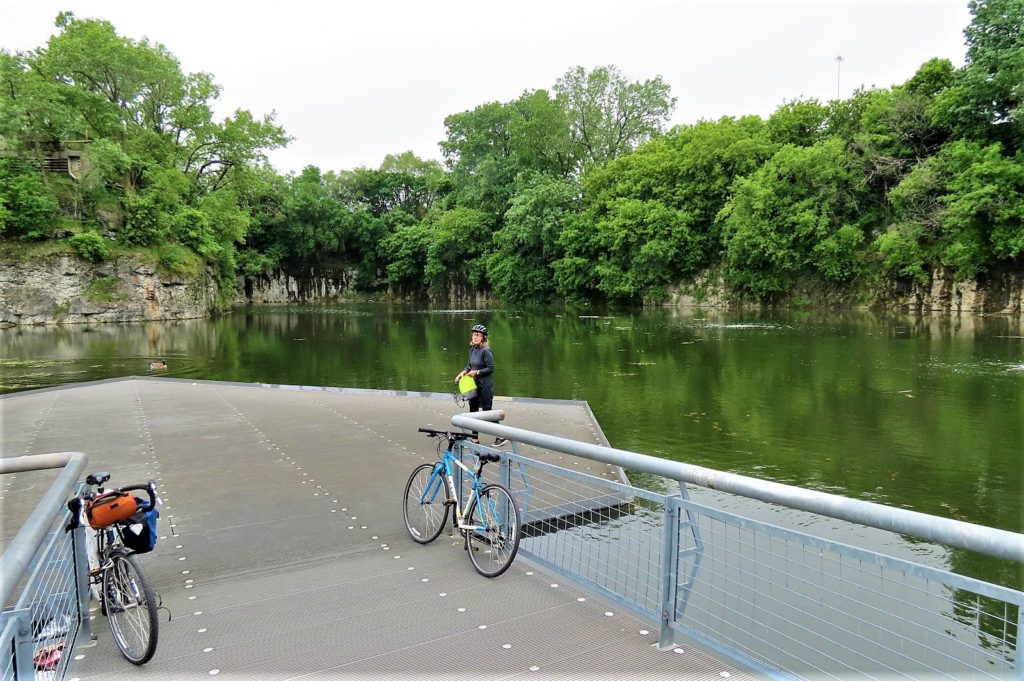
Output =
[
  {"x1": 0, "y1": 254, "x2": 218, "y2": 326},
  {"x1": 3, "y1": 254, "x2": 1021, "y2": 325},
  {"x1": 667, "y1": 267, "x2": 1024, "y2": 313},
  {"x1": 238, "y1": 268, "x2": 358, "y2": 304},
  {"x1": 876, "y1": 267, "x2": 1024, "y2": 314}
]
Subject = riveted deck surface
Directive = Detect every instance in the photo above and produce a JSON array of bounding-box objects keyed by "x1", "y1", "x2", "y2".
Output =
[{"x1": 1, "y1": 378, "x2": 753, "y2": 680}]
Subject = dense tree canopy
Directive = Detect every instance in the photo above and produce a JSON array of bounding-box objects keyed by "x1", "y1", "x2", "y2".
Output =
[
  {"x1": 554, "y1": 65, "x2": 676, "y2": 170},
  {"x1": 3, "y1": 1, "x2": 1022, "y2": 308},
  {"x1": 0, "y1": 13, "x2": 287, "y2": 305}
]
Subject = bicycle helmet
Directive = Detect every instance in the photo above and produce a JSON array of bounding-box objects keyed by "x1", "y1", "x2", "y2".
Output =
[{"x1": 471, "y1": 324, "x2": 487, "y2": 337}]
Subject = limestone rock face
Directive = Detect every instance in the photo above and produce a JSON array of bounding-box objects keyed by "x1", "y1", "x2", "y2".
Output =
[
  {"x1": 236, "y1": 268, "x2": 360, "y2": 304},
  {"x1": 876, "y1": 267, "x2": 1024, "y2": 314},
  {"x1": 0, "y1": 254, "x2": 218, "y2": 325},
  {"x1": 666, "y1": 272, "x2": 729, "y2": 308}
]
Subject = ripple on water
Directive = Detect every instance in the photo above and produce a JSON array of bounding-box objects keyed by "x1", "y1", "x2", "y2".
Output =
[
  {"x1": 699, "y1": 323, "x2": 782, "y2": 330},
  {"x1": 927, "y1": 359, "x2": 1024, "y2": 376}
]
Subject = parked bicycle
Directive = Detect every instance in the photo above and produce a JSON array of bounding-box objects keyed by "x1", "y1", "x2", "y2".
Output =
[
  {"x1": 403, "y1": 428, "x2": 521, "y2": 577},
  {"x1": 66, "y1": 472, "x2": 161, "y2": 665}
]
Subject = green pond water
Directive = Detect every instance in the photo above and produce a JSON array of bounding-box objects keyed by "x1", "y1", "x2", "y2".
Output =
[{"x1": 2, "y1": 304, "x2": 1021, "y2": 587}]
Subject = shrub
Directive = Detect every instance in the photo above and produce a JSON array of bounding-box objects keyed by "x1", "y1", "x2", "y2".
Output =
[
  {"x1": 157, "y1": 243, "x2": 197, "y2": 277},
  {"x1": 68, "y1": 231, "x2": 111, "y2": 262},
  {"x1": 0, "y1": 159, "x2": 59, "y2": 240},
  {"x1": 120, "y1": 195, "x2": 164, "y2": 246}
]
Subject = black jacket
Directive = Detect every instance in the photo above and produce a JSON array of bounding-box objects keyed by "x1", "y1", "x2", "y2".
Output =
[{"x1": 464, "y1": 344, "x2": 494, "y2": 386}]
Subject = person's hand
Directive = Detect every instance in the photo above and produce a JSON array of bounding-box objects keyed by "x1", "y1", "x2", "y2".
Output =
[
  {"x1": 454, "y1": 372, "x2": 464, "y2": 382},
  {"x1": 469, "y1": 370, "x2": 477, "y2": 377}
]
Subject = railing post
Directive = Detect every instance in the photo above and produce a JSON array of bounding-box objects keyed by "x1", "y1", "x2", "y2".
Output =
[
  {"x1": 500, "y1": 452, "x2": 511, "y2": 490},
  {"x1": 658, "y1": 494, "x2": 681, "y2": 650},
  {"x1": 2, "y1": 608, "x2": 35, "y2": 680},
  {"x1": 72, "y1": 521, "x2": 92, "y2": 645}
]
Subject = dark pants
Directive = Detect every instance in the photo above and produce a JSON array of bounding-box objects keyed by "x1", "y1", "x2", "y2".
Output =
[{"x1": 468, "y1": 380, "x2": 494, "y2": 439}]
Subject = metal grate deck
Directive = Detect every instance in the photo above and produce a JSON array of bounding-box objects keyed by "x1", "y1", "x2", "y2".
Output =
[{"x1": 1, "y1": 377, "x2": 751, "y2": 680}]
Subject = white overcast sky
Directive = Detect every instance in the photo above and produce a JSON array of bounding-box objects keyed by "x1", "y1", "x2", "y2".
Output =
[{"x1": 1, "y1": 0, "x2": 972, "y2": 175}]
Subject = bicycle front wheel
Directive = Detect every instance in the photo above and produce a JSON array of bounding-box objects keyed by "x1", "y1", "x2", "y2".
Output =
[
  {"x1": 403, "y1": 463, "x2": 449, "y2": 544},
  {"x1": 103, "y1": 552, "x2": 158, "y2": 665},
  {"x1": 465, "y1": 483, "x2": 521, "y2": 577}
]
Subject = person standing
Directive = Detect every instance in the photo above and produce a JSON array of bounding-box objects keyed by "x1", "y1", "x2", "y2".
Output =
[{"x1": 454, "y1": 324, "x2": 507, "y2": 446}]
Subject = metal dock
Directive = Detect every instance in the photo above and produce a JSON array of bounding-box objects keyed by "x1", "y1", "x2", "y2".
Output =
[{"x1": 1, "y1": 378, "x2": 750, "y2": 680}]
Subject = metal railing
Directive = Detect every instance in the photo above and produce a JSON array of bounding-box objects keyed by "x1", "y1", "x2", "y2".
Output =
[
  {"x1": 456, "y1": 413, "x2": 1024, "y2": 680},
  {"x1": 1, "y1": 453, "x2": 90, "y2": 681}
]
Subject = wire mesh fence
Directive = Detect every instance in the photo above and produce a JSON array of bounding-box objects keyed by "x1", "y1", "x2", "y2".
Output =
[
  {"x1": 2, "y1": 513, "x2": 84, "y2": 681},
  {"x1": 2, "y1": 472, "x2": 88, "y2": 681},
  {"x1": 513, "y1": 455, "x2": 666, "y2": 618},
  {"x1": 481, "y1": 443, "x2": 1022, "y2": 680},
  {"x1": 676, "y1": 501, "x2": 1021, "y2": 679}
]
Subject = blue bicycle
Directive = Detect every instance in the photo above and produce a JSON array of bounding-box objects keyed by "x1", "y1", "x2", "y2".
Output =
[{"x1": 403, "y1": 428, "x2": 521, "y2": 577}]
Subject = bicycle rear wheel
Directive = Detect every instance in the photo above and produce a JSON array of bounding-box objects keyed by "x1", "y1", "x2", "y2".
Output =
[
  {"x1": 103, "y1": 552, "x2": 158, "y2": 665},
  {"x1": 465, "y1": 483, "x2": 521, "y2": 577},
  {"x1": 403, "y1": 463, "x2": 449, "y2": 544}
]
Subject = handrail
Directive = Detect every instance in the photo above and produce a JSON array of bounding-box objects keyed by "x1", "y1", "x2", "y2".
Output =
[
  {"x1": 452, "y1": 414, "x2": 1024, "y2": 564},
  {"x1": 0, "y1": 452, "x2": 88, "y2": 606}
]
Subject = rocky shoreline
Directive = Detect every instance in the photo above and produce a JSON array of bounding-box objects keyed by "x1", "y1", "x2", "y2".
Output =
[{"x1": 1, "y1": 255, "x2": 1022, "y2": 326}]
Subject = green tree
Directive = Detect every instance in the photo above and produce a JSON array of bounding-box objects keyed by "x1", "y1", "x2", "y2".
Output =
[
  {"x1": 0, "y1": 50, "x2": 79, "y2": 152},
  {"x1": 874, "y1": 160, "x2": 943, "y2": 283},
  {"x1": 943, "y1": 144, "x2": 1024, "y2": 264},
  {"x1": 507, "y1": 90, "x2": 576, "y2": 178},
  {"x1": 2, "y1": 13, "x2": 287, "y2": 304},
  {"x1": 441, "y1": 90, "x2": 572, "y2": 220},
  {"x1": 280, "y1": 166, "x2": 350, "y2": 263},
  {"x1": 555, "y1": 116, "x2": 774, "y2": 303},
  {"x1": 905, "y1": 57, "x2": 957, "y2": 98},
  {"x1": 931, "y1": 0, "x2": 1024, "y2": 150},
  {"x1": 339, "y1": 154, "x2": 446, "y2": 220},
  {"x1": 877, "y1": 141, "x2": 1024, "y2": 281},
  {"x1": 487, "y1": 172, "x2": 578, "y2": 303},
  {"x1": 383, "y1": 219, "x2": 431, "y2": 294},
  {"x1": 424, "y1": 207, "x2": 494, "y2": 292},
  {"x1": 554, "y1": 65, "x2": 676, "y2": 169},
  {"x1": 720, "y1": 138, "x2": 868, "y2": 298},
  {"x1": 441, "y1": 100, "x2": 518, "y2": 217},
  {"x1": 766, "y1": 99, "x2": 829, "y2": 147},
  {"x1": 590, "y1": 198, "x2": 700, "y2": 303},
  {"x1": 234, "y1": 166, "x2": 288, "y2": 275}
]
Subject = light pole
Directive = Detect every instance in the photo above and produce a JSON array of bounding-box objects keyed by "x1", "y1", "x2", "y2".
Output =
[{"x1": 835, "y1": 55, "x2": 844, "y2": 100}]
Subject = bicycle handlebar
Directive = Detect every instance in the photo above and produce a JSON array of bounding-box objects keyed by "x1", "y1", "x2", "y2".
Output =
[
  {"x1": 418, "y1": 427, "x2": 473, "y2": 441},
  {"x1": 418, "y1": 427, "x2": 501, "y2": 463},
  {"x1": 118, "y1": 482, "x2": 159, "y2": 511},
  {"x1": 74, "y1": 479, "x2": 159, "y2": 508}
]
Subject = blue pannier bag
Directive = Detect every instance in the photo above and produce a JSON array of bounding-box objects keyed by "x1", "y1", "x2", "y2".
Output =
[{"x1": 122, "y1": 498, "x2": 159, "y2": 554}]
